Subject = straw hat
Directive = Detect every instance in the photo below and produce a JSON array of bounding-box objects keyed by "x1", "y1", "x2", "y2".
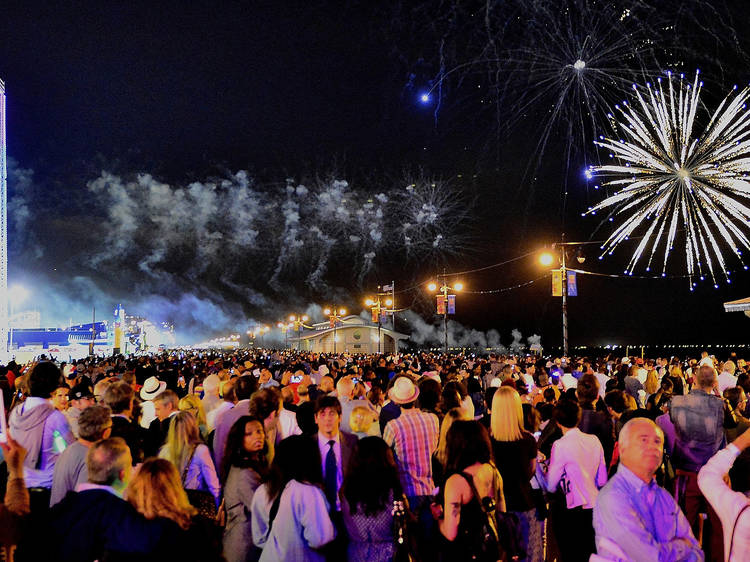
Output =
[
  {"x1": 388, "y1": 377, "x2": 419, "y2": 405},
  {"x1": 140, "y1": 376, "x2": 167, "y2": 401}
]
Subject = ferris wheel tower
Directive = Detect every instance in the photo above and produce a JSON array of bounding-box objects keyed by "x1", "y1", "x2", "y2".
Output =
[{"x1": 0, "y1": 79, "x2": 8, "y2": 359}]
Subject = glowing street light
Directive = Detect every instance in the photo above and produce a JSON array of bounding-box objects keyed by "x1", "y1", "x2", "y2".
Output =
[
  {"x1": 287, "y1": 314, "x2": 311, "y2": 350},
  {"x1": 539, "y1": 241, "x2": 587, "y2": 356},
  {"x1": 427, "y1": 276, "x2": 464, "y2": 353},
  {"x1": 539, "y1": 252, "x2": 555, "y2": 267},
  {"x1": 364, "y1": 290, "x2": 396, "y2": 354},
  {"x1": 322, "y1": 306, "x2": 347, "y2": 353}
]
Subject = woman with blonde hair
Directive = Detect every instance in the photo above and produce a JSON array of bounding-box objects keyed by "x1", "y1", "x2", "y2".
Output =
[
  {"x1": 179, "y1": 394, "x2": 209, "y2": 440},
  {"x1": 431, "y1": 407, "x2": 469, "y2": 489},
  {"x1": 643, "y1": 369, "x2": 659, "y2": 397},
  {"x1": 127, "y1": 458, "x2": 220, "y2": 559},
  {"x1": 489, "y1": 386, "x2": 543, "y2": 561},
  {"x1": 159, "y1": 411, "x2": 221, "y2": 510},
  {"x1": 349, "y1": 405, "x2": 376, "y2": 439}
]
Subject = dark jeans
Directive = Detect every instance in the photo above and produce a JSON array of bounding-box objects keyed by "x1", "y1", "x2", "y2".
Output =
[
  {"x1": 552, "y1": 505, "x2": 595, "y2": 562},
  {"x1": 407, "y1": 494, "x2": 437, "y2": 561},
  {"x1": 16, "y1": 487, "x2": 51, "y2": 562}
]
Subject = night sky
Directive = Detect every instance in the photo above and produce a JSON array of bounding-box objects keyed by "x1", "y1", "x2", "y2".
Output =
[{"x1": 2, "y1": 1, "x2": 750, "y2": 350}]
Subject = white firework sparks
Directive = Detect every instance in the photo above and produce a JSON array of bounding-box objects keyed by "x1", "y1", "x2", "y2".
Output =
[{"x1": 586, "y1": 71, "x2": 750, "y2": 288}]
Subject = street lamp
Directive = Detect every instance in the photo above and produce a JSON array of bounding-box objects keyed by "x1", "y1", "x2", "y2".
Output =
[
  {"x1": 539, "y1": 241, "x2": 585, "y2": 357},
  {"x1": 427, "y1": 277, "x2": 463, "y2": 354},
  {"x1": 288, "y1": 315, "x2": 310, "y2": 350},
  {"x1": 247, "y1": 325, "x2": 270, "y2": 348},
  {"x1": 277, "y1": 322, "x2": 291, "y2": 349},
  {"x1": 322, "y1": 306, "x2": 347, "y2": 353},
  {"x1": 364, "y1": 292, "x2": 395, "y2": 354}
]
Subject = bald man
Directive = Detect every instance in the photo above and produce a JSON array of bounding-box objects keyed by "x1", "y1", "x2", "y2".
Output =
[{"x1": 593, "y1": 418, "x2": 702, "y2": 561}]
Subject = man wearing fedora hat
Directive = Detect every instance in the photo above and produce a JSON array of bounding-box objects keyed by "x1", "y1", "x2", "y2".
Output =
[
  {"x1": 138, "y1": 376, "x2": 166, "y2": 430},
  {"x1": 383, "y1": 376, "x2": 439, "y2": 557}
]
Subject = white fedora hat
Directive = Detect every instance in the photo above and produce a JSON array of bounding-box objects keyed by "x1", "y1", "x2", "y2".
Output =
[{"x1": 140, "y1": 376, "x2": 167, "y2": 401}]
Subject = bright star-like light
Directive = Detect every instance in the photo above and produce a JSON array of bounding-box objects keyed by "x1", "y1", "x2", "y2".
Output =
[
  {"x1": 573, "y1": 59, "x2": 586, "y2": 71},
  {"x1": 420, "y1": 93, "x2": 430, "y2": 103},
  {"x1": 587, "y1": 71, "x2": 750, "y2": 286},
  {"x1": 584, "y1": 169, "x2": 593, "y2": 179}
]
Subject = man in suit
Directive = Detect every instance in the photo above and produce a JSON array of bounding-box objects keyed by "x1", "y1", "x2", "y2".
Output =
[
  {"x1": 312, "y1": 395, "x2": 357, "y2": 560},
  {"x1": 313, "y1": 395, "x2": 357, "y2": 510},
  {"x1": 145, "y1": 389, "x2": 179, "y2": 457},
  {"x1": 104, "y1": 381, "x2": 146, "y2": 464}
]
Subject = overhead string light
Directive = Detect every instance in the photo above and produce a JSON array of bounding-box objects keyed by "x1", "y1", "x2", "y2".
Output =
[{"x1": 585, "y1": 71, "x2": 750, "y2": 287}]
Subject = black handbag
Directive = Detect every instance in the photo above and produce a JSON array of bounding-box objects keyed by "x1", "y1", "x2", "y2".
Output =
[
  {"x1": 392, "y1": 494, "x2": 418, "y2": 562},
  {"x1": 181, "y1": 445, "x2": 218, "y2": 520},
  {"x1": 461, "y1": 469, "x2": 526, "y2": 562}
]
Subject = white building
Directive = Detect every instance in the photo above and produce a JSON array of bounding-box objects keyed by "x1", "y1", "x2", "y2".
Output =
[{"x1": 293, "y1": 315, "x2": 408, "y2": 354}]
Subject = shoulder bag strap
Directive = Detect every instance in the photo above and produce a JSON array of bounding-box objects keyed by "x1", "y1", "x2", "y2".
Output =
[
  {"x1": 728, "y1": 502, "x2": 750, "y2": 560},
  {"x1": 265, "y1": 485, "x2": 285, "y2": 540},
  {"x1": 181, "y1": 444, "x2": 197, "y2": 485}
]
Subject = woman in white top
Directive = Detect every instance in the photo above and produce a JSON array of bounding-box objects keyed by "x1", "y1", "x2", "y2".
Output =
[
  {"x1": 251, "y1": 435, "x2": 335, "y2": 562},
  {"x1": 159, "y1": 411, "x2": 221, "y2": 506}
]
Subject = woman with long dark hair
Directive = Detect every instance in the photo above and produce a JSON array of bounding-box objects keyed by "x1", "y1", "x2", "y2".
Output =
[
  {"x1": 250, "y1": 435, "x2": 334, "y2": 562},
  {"x1": 340, "y1": 437, "x2": 403, "y2": 562},
  {"x1": 437, "y1": 420, "x2": 506, "y2": 561},
  {"x1": 222, "y1": 416, "x2": 269, "y2": 562}
]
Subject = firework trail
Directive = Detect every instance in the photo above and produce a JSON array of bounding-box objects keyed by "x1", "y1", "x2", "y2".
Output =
[{"x1": 586, "y1": 71, "x2": 750, "y2": 288}]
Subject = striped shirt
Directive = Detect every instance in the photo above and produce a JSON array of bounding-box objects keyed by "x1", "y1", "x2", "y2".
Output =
[{"x1": 383, "y1": 408, "x2": 439, "y2": 497}]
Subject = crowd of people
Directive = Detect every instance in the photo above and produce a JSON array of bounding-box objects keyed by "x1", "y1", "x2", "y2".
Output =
[{"x1": 0, "y1": 348, "x2": 746, "y2": 561}]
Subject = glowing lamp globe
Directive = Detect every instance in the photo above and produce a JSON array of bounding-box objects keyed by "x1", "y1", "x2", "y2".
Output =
[{"x1": 540, "y1": 252, "x2": 555, "y2": 267}]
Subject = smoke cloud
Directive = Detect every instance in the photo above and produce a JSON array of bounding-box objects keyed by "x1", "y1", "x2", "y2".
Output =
[{"x1": 8, "y1": 163, "x2": 474, "y2": 343}]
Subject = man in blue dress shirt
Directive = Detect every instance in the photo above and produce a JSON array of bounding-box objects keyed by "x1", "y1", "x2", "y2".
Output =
[{"x1": 593, "y1": 418, "x2": 703, "y2": 561}]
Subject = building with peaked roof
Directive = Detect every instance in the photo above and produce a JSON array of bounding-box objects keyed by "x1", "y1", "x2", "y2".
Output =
[
  {"x1": 292, "y1": 315, "x2": 408, "y2": 354},
  {"x1": 724, "y1": 297, "x2": 750, "y2": 318}
]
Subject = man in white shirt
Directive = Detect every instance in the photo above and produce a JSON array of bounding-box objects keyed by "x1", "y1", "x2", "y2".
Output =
[
  {"x1": 698, "y1": 425, "x2": 750, "y2": 561},
  {"x1": 537, "y1": 399, "x2": 607, "y2": 561},
  {"x1": 717, "y1": 360, "x2": 738, "y2": 395}
]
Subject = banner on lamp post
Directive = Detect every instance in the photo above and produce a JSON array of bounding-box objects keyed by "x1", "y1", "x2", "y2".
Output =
[
  {"x1": 436, "y1": 295, "x2": 446, "y2": 314},
  {"x1": 371, "y1": 309, "x2": 379, "y2": 322},
  {"x1": 552, "y1": 269, "x2": 563, "y2": 296},
  {"x1": 447, "y1": 294, "x2": 456, "y2": 314},
  {"x1": 567, "y1": 271, "x2": 578, "y2": 296}
]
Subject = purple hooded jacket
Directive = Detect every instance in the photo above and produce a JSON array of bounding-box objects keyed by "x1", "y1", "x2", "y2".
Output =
[{"x1": 9, "y1": 398, "x2": 74, "y2": 487}]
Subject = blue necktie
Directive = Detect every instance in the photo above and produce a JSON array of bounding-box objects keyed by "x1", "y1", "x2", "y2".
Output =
[{"x1": 324, "y1": 440, "x2": 337, "y2": 508}]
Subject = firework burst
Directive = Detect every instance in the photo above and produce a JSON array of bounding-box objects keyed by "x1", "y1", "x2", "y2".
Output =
[{"x1": 586, "y1": 71, "x2": 750, "y2": 288}]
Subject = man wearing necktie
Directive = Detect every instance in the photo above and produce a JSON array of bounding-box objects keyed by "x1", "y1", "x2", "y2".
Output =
[{"x1": 313, "y1": 395, "x2": 358, "y2": 560}]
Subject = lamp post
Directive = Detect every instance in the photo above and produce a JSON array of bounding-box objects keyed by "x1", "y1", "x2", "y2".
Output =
[
  {"x1": 277, "y1": 322, "x2": 291, "y2": 349},
  {"x1": 322, "y1": 306, "x2": 347, "y2": 354},
  {"x1": 365, "y1": 293, "x2": 394, "y2": 354},
  {"x1": 288, "y1": 314, "x2": 310, "y2": 350},
  {"x1": 427, "y1": 277, "x2": 464, "y2": 354},
  {"x1": 539, "y1": 240, "x2": 585, "y2": 357}
]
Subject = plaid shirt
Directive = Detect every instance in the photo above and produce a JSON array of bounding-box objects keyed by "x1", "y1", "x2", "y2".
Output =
[{"x1": 383, "y1": 408, "x2": 439, "y2": 497}]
